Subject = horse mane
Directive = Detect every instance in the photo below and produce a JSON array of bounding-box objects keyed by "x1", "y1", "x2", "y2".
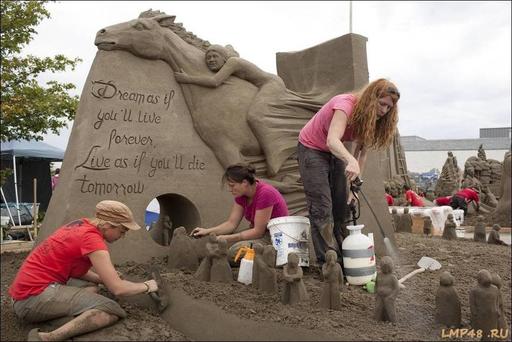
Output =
[{"x1": 139, "y1": 9, "x2": 211, "y2": 52}]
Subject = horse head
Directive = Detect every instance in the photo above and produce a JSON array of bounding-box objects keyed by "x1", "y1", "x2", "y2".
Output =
[
  {"x1": 95, "y1": 15, "x2": 175, "y2": 60},
  {"x1": 95, "y1": 10, "x2": 207, "y2": 73}
]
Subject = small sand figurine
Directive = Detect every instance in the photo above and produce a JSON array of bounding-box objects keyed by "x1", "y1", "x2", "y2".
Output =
[
  {"x1": 167, "y1": 226, "x2": 199, "y2": 273},
  {"x1": 252, "y1": 243, "x2": 264, "y2": 290},
  {"x1": 391, "y1": 208, "x2": 400, "y2": 232},
  {"x1": 319, "y1": 250, "x2": 343, "y2": 310},
  {"x1": 423, "y1": 216, "x2": 433, "y2": 237},
  {"x1": 210, "y1": 238, "x2": 233, "y2": 283},
  {"x1": 259, "y1": 245, "x2": 277, "y2": 293},
  {"x1": 435, "y1": 271, "x2": 461, "y2": 328},
  {"x1": 397, "y1": 207, "x2": 413, "y2": 233},
  {"x1": 491, "y1": 273, "x2": 508, "y2": 333},
  {"x1": 194, "y1": 234, "x2": 218, "y2": 281},
  {"x1": 469, "y1": 269, "x2": 499, "y2": 339},
  {"x1": 282, "y1": 252, "x2": 308, "y2": 305},
  {"x1": 161, "y1": 215, "x2": 173, "y2": 246},
  {"x1": 487, "y1": 224, "x2": 508, "y2": 245},
  {"x1": 442, "y1": 213, "x2": 457, "y2": 240},
  {"x1": 473, "y1": 215, "x2": 487, "y2": 243},
  {"x1": 374, "y1": 256, "x2": 399, "y2": 323}
]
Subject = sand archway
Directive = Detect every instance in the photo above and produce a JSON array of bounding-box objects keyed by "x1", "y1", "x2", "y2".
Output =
[{"x1": 148, "y1": 193, "x2": 201, "y2": 246}]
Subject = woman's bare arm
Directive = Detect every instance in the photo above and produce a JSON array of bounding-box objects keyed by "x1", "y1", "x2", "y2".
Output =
[
  {"x1": 174, "y1": 58, "x2": 240, "y2": 87},
  {"x1": 326, "y1": 110, "x2": 360, "y2": 181},
  {"x1": 88, "y1": 250, "x2": 155, "y2": 296}
]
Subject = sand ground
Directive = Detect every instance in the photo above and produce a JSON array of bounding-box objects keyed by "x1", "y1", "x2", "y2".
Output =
[{"x1": 1, "y1": 230, "x2": 511, "y2": 341}]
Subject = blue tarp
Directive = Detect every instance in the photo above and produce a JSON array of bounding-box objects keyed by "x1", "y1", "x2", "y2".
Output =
[{"x1": 1, "y1": 140, "x2": 65, "y2": 161}]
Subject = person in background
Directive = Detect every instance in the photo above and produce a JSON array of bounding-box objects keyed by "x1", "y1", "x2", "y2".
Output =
[
  {"x1": 434, "y1": 195, "x2": 452, "y2": 206},
  {"x1": 450, "y1": 187, "x2": 480, "y2": 215},
  {"x1": 9, "y1": 200, "x2": 159, "y2": 341},
  {"x1": 385, "y1": 188, "x2": 394, "y2": 206},
  {"x1": 51, "y1": 168, "x2": 60, "y2": 191},
  {"x1": 190, "y1": 164, "x2": 288, "y2": 260},
  {"x1": 403, "y1": 184, "x2": 424, "y2": 207},
  {"x1": 297, "y1": 78, "x2": 400, "y2": 266}
]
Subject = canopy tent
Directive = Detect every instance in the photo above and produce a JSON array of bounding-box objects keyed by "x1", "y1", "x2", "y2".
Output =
[
  {"x1": 1, "y1": 140, "x2": 65, "y2": 226},
  {"x1": 1, "y1": 140, "x2": 65, "y2": 161}
]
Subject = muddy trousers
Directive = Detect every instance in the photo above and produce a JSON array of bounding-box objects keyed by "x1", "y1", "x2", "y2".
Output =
[
  {"x1": 12, "y1": 279, "x2": 126, "y2": 323},
  {"x1": 297, "y1": 142, "x2": 349, "y2": 265}
]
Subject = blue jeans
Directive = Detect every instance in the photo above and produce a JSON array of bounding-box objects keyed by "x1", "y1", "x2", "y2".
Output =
[{"x1": 297, "y1": 142, "x2": 349, "y2": 265}]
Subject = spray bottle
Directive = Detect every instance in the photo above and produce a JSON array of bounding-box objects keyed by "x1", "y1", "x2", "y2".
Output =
[{"x1": 234, "y1": 245, "x2": 255, "y2": 285}]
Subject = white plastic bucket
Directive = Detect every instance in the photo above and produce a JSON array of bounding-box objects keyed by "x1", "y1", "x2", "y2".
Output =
[
  {"x1": 452, "y1": 209, "x2": 464, "y2": 227},
  {"x1": 267, "y1": 216, "x2": 310, "y2": 267}
]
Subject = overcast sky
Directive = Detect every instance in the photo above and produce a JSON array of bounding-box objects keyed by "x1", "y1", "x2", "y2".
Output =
[{"x1": 24, "y1": 1, "x2": 511, "y2": 149}]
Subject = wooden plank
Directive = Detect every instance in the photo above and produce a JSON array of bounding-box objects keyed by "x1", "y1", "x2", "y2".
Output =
[{"x1": 1, "y1": 240, "x2": 34, "y2": 253}]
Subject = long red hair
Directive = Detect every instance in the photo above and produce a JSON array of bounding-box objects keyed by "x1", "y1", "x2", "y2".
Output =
[{"x1": 348, "y1": 79, "x2": 399, "y2": 149}]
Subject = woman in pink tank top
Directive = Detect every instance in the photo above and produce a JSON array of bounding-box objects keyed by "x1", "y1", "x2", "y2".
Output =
[
  {"x1": 190, "y1": 164, "x2": 288, "y2": 262},
  {"x1": 297, "y1": 79, "x2": 400, "y2": 267}
]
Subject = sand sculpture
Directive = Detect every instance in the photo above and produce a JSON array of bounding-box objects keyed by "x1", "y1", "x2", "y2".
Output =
[
  {"x1": 38, "y1": 9, "x2": 398, "y2": 264},
  {"x1": 391, "y1": 208, "x2": 400, "y2": 232},
  {"x1": 258, "y1": 245, "x2": 278, "y2": 293},
  {"x1": 397, "y1": 207, "x2": 412, "y2": 233},
  {"x1": 435, "y1": 152, "x2": 461, "y2": 197},
  {"x1": 478, "y1": 144, "x2": 487, "y2": 161},
  {"x1": 167, "y1": 226, "x2": 199, "y2": 272},
  {"x1": 469, "y1": 269, "x2": 499, "y2": 340},
  {"x1": 282, "y1": 253, "x2": 309, "y2": 305},
  {"x1": 463, "y1": 147, "x2": 503, "y2": 209},
  {"x1": 487, "y1": 224, "x2": 508, "y2": 245},
  {"x1": 374, "y1": 256, "x2": 399, "y2": 323},
  {"x1": 192, "y1": 234, "x2": 211, "y2": 261},
  {"x1": 442, "y1": 214, "x2": 457, "y2": 240},
  {"x1": 210, "y1": 239, "x2": 233, "y2": 283},
  {"x1": 423, "y1": 216, "x2": 432, "y2": 237},
  {"x1": 194, "y1": 234, "x2": 218, "y2": 281},
  {"x1": 490, "y1": 273, "x2": 508, "y2": 334},
  {"x1": 251, "y1": 243, "x2": 264, "y2": 290},
  {"x1": 493, "y1": 151, "x2": 511, "y2": 227},
  {"x1": 161, "y1": 215, "x2": 173, "y2": 246},
  {"x1": 319, "y1": 250, "x2": 343, "y2": 310},
  {"x1": 473, "y1": 215, "x2": 487, "y2": 243},
  {"x1": 435, "y1": 271, "x2": 461, "y2": 327}
]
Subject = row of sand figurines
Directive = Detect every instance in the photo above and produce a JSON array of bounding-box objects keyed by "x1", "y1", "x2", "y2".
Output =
[
  {"x1": 391, "y1": 209, "x2": 508, "y2": 245},
  {"x1": 168, "y1": 228, "x2": 396, "y2": 312},
  {"x1": 167, "y1": 227, "x2": 314, "y2": 305},
  {"x1": 168, "y1": 227, "x2": 508, "y2": 334}
]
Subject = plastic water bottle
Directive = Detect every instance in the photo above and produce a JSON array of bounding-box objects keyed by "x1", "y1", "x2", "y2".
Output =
[
  {"x1": 234, "y1": 246, "x2": 255, "y2": 285},
  {"x1": 342, "y1": 224, "x2": 376, "y2": 285}
]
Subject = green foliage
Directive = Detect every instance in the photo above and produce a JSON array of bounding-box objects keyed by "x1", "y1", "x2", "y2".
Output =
[
  {"x1": 0, "y1": 0, "x2": 82, "y2": 142},
  {"x1": 0, "y1": 169, "x2": 13, "y2": 187}
]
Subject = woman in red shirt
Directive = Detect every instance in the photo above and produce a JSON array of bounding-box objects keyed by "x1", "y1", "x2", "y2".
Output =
[
  {"x1": 9, "y1": 200, "x2": 159, "y2": 341},
  {"x1": 403, "y1": 184, "x2": 424, "y2": 207}
]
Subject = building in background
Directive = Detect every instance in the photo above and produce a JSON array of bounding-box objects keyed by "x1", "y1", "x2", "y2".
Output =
[{"x1": 401, "y1": 127, "x2": 511, "y2": 173}]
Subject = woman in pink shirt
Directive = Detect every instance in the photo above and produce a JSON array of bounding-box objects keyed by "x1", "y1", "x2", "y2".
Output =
[
  {"x1": 297, "y1": 79, "x2": 400, "y2": 266},
  {"x1": 191, "y1": 164, "x2": 288, "y2": 260}
]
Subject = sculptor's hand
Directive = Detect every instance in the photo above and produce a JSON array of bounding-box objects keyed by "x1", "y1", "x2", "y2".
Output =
[
  {"x1": 345, "y1": 157, "x2": 360, "y2": 182},
  {"x1": 144, "y1": 279, "x2": 158, "y2": 293},
  {"x1": 347, "y1": 191, "x2": 359, "y2": 206},
  {"x1": 190, "y1": 227, "x2": 209, "y2": 238},
  {"x1": 174, "y1": 71, "x2": 189, "y2": 83}
]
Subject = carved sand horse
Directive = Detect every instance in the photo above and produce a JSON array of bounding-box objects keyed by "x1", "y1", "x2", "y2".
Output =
[{"x1": 94, "y1": 10, "x2": 323, "y2": 182}]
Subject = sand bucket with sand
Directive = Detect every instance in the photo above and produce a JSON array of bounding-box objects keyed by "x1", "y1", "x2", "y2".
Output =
[{"x1": 268, "y1": 216, "x2": 310, "y2": 267}]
